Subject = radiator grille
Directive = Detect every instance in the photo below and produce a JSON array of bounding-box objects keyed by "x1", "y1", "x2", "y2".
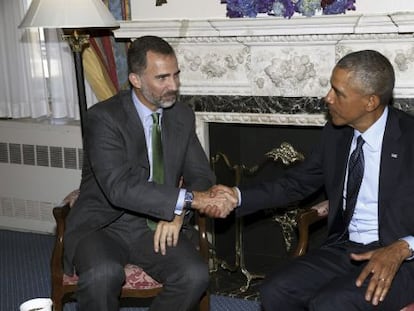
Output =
[
  {"x1": 0, "y1": 143, "x2": 8, "y2": 163},
  {"x1": 64, "y1": 147, "x2": 77, "y2": 169},
  {"x1": 78, "y1": 148, "x2": 84, "y2": 169},
  {"x1": 23, "y1": 144, "x2": 35, "y2": 165},
  {"x1": 50, "y1": 146, "x2": 63, "y2": 168},
  {"x1": 0, "y1": 142, "x2": 82, "y2": 170},
  {"x1": 9, "y1": 143, "x2": 22, "y2": 164},
  {"x1": 0, "y1": 196, "x2": 54, "y2": 222},
  {"x1": 36, "y1": 145, "x2": 49, "y2": 167}
]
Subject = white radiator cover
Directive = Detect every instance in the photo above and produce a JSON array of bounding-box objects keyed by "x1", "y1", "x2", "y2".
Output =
[{"x1": 0, "y1": 120, "x2": 82, "y2": 233}]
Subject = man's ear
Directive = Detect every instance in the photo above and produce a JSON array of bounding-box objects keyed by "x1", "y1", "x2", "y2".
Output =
[
  {"x1": 128, "y1": 73, "x2": 141, "y2": 89},
  {"x1": 366, "y1": 94, "x2": 381, "y2": 112}
]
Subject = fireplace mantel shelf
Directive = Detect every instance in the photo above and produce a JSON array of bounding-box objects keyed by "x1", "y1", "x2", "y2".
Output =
[
  {"x1": 114, "y1": 13, "x2": 414, "y2": 39},
  {"x1": 114, "y1": 13, "x2": 414, "y2": 99},
  {"x1": 114, "y1": 12, "x2": 414, "y2": 154}
]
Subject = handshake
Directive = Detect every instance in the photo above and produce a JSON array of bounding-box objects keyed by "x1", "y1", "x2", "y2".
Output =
[{"x1": 191, "y1": 185, "x2": 239, "y2": 218}]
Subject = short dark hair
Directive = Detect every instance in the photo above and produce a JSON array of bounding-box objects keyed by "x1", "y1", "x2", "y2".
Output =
[
  {"x1": 127, "y1": 36, "x2": 175, "y2": 75},
  {"x1": 336, "y1": 50, "x2": 395, "y2": 105}
]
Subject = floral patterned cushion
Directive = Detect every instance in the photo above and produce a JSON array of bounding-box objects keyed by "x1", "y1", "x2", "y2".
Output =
[
  {"x1": 63, "y1": 264, "x2": 162, "y2": 290},
  {"x1": 401, "y1": 303, "x2": 414, "y2": 311}
]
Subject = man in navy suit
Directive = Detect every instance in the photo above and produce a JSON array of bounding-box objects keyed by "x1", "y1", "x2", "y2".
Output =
[
  {"x1": 210, "y1": 50, "x2": 414, "y2": 310},
  {"x1": 64, "y1": 36, "x2": 234, "y2": 311}
]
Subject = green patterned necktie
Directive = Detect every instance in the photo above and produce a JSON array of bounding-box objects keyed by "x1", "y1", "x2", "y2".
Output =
[
  {"x1": 151, "y1": 112, "x2": 164, "y2": 184},
  {"x1": 147, "y1": 112, "x2": 164, "y2": 230}
]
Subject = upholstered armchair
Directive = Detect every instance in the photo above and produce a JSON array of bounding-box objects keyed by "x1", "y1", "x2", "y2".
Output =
[{"x1": 51, "y1": 190, "x2": 210, "y2": 311}]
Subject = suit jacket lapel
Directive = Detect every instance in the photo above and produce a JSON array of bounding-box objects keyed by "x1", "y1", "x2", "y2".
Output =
[
  {"x1": 121, "y1": 91, "x2": 150, "y2": 169},
  {"x1": 161, "y1": 106, "x2": 185, "y2": 185},
  {"x1": 328, "y1": 126, "x2": 353, "y2": 235},
  {"x1": 378, "y1": 108, "x2": 402, "y2": 226}
]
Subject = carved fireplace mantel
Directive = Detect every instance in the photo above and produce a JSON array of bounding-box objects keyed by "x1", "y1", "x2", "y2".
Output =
[{"x1": 114, "y1": 14, "x2": 414, "y2": 153}]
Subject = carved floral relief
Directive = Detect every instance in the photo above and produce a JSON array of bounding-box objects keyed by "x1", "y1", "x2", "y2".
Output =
[
  {"x1": 170, "y1": 34, "x2": 414, "y2": 97},
  {"x1": 175, "y1": 44, "x2": 251, "y2": 84},
  {"x1": 249, "y1": 46, "x2": 334, "y2": 96},
  {"x1": 394, "y1": 46, "x2": 414, "y2": 72},
  {"x1": 337, "y1": 40, "x2": 414, "y2": 91}
]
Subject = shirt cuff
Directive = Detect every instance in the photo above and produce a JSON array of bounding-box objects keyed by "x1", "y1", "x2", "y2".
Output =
[
  {"x1": 235, "y1": 187, "x2": 241, "y2": 207},
  {"x1": 174, "y1": 189, "x2": 186, "y2": 215},
  {"x1": 400, "y1": 236, "x2": 414, "y2": 260}
]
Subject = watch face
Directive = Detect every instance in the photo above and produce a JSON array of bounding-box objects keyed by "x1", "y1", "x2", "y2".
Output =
[
  {"x1": 185, "y1": 191, "x2": 193, "y2": 201},
  {"x1": 185, "y1": 191, "x2": 193, "y2": 209}
]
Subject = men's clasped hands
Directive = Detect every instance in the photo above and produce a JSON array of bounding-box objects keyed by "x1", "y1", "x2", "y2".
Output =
[{"x1": 192, "y1": 185, "x2": 239, "y2": 218}]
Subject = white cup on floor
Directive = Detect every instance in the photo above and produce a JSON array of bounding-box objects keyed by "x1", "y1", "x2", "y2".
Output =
[{"x1": 19, "y1": 298, "x2": 52, "y2": 311}]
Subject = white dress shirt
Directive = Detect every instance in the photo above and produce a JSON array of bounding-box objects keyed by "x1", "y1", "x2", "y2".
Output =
[{"x1": 344, "y1": 106, "x2": 413, "y2": 257}]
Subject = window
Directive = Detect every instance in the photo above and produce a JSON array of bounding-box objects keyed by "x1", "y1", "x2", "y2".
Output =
[{"x1": 0, "y1": 0, "x2": 96, "y2": 123}]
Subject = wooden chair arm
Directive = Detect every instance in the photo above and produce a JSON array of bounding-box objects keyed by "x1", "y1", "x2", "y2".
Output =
[
  {"x1": 51, "y1": 203, "x2": 71, "y2": 289},
  {"x1": 195, "y1": 212, "x2": 210, "y2": 263},
  {"x1": 51, "y1": 187, "x2": 78, "y2": 271},
  {"x1": 292, "y1": 203, "x2": 328, "y2": 258}
]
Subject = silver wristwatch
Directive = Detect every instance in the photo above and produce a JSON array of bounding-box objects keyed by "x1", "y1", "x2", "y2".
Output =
[{"x1": 184, "y1": 191, "x2": 193, "y2": 210}]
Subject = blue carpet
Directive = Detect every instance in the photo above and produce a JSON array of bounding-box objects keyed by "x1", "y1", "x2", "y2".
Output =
[
  {"x1": 0, "y1": 229, "x2": 261, "y2": 311},
  {"x1": 57, "y1": 297, "x2": 262, "y2": 311}
]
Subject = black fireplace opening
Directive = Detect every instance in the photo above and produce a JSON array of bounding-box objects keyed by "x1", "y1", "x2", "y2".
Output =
[{"x1": 208, "y1": 122, "x2": 328, "y2": 297}]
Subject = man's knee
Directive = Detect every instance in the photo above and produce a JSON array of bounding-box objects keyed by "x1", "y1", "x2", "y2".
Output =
[
  {"x1": 309, "y1": 286, "x2": 366, "y2": 311},
  {"x1": 77, "y1": 261, "x2": 125, "y2": 293},
  {"x1": 170, "y1": 259, "x2": 209, "y2": 294},
  {"x1": 259, "y1": 275, "x2": 289, "y2": 308},
  {"x1": 259, "y1": 279, "x2": 275, "y2": 303},
  {"x1": 185, "y1": 260, "x2": 209, "y2": 291}
]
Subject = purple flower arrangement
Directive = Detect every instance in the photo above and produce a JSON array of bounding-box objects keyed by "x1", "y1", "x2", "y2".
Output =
[{"x1": 226, "y1": 0, "x2": 356, "y2": 18}]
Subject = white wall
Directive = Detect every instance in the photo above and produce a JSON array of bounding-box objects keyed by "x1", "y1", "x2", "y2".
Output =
[
  {"x1": 130, "y1": 0, "x2": 414, "y2": 20},
  {"x1": 350, "y1": 0, "x2": 414, "y2": 14}
]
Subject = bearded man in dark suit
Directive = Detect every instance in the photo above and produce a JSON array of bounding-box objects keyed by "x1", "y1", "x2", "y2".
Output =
[{"x1": 64, "y1": 36, "x2": 234, "y2": 311}]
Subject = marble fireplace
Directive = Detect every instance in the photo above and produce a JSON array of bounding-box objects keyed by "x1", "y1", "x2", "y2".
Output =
[{"x1": 115, "y1": 13, "x2": 414, "y2": 156}]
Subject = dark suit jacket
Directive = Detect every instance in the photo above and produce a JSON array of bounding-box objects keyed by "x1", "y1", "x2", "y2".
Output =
[
  {"x1": 239, "y1": 106, "x2": 414, "y2": 251},
  {"x1": 64, "y1": 90, "x2": 215, "y2": 269}
]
